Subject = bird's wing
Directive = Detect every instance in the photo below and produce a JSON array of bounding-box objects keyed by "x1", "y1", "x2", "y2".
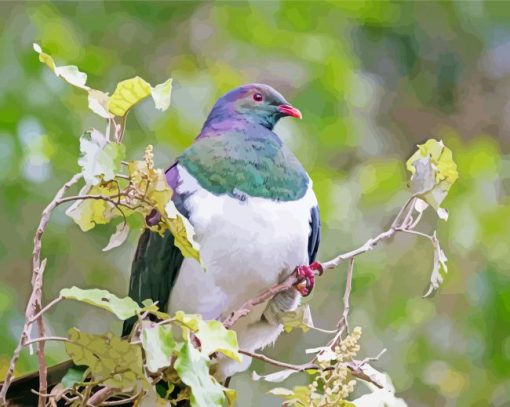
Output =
[
  {"x1": 122, "y1": 164, "x2": 185, "y2": 336},
  {"x1": 308, "y1": 205, "x2": 321, "y2": 263}
]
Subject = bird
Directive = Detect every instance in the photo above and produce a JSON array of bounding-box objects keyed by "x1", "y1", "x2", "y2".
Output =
[{"x1": 123, "y1": 83, "x2": 321, "y2": 380}]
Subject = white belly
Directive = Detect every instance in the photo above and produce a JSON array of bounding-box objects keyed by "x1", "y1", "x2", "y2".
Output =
[{"x1": 167, "y1": 165, "x2": 316, "y2": 322}]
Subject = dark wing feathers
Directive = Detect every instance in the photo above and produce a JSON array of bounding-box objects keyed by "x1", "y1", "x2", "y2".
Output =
[
  {"x1": 122, "y1": 229, "x2": 184, "y2": 336},
  {"x1": 308, "y1": 205, "x2": 321, "y2": 263},
  {"x1": 122, "y1": 164, "x2": 185, "y2": 336}
]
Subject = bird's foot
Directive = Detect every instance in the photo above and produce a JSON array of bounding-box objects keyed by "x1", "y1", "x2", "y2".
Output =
[{"x1": 294, "y1": 262, "x2": 323, "y2": 297}]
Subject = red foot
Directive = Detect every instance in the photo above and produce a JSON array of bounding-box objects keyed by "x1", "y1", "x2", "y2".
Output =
[{"x1": 294, "y1": 262, "x2": 323, "y2": 297}]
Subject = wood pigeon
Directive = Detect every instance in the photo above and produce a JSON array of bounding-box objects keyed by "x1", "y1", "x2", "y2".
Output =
[{"x1": 124, "y1": 83, "x2": 321, "y2": 379}]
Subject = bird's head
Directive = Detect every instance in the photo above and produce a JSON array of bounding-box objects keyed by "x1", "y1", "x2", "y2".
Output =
[{"x1": 205, "y1": 83, "x2": 302, "y2": 130}]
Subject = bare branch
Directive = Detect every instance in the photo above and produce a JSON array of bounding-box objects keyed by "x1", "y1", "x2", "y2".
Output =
[
  {"x1": 28, "y1": 296, "x2": 63, "y2": 324},
  {"x1": 88, "y1": 387, "x2": 121, "y2": 406},
  {"x1": 0, "y1": 173, "x2": 82, "y2": 406},
  {"x1": 23, "y1": 336, "x2": 70, "y2": 347},
  {"x1": 241, "y1": 349, "x2": 385, "y2": 389},
  {"x1": 224, "y1": 193, "x2": 426, "y2": 330}
]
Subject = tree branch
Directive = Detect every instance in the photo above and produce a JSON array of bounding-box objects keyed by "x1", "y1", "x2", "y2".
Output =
[
  {"x1": 0, "y1": 173, "x2": 82, "y2": 406},
  {"x1": 224, "y1": 195, "x2": 418, "y2": 329}
]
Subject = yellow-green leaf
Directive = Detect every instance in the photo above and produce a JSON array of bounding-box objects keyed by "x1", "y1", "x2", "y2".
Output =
[
  {"x1": 108, "y1": 76, "x2": 151, "y2": 116},
  {"x1": 65, "y1": 184, "x2": 117, "y2": 232},
  {"x1": 33, "y1": 43, "x2": 88, "y2": 89},
  {"x1": 151, "y1": 78, "x2": 173, "y2": 111},
  {"x1": 164, "y1": 201, "x2": 202, "y2": 264},
  {"x1": 406, "y1": 139, "x2": 458, "y2": 220},
  {"x1": 60, "y1": 286, "x2": 141, "y2": 320},
  {"x1": 88, "y1": 89, "x2": 112, "y2": 119},
  {"x1": 65, "y1": 328, "x2": 144, "y2": 391},
  {"x1": 196, "y1": 320, "x2": 240, "y2": 362},
  {"x1": 279, "y1": 304, "x2": 314, "y2": 333}
]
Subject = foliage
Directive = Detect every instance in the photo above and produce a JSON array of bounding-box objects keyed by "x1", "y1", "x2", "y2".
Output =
[{"x1": 3, "y1": 3, "x2": 504, "y2": 406}]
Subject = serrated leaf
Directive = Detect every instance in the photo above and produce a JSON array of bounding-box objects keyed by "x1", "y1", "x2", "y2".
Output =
[
  {"x1": 279, "y1": 304, "x2": 314, "y2": 333},
  {"x1": 151, "y1": 78, "x2": 173, "y2": 111},
  {"x1": 423, "y1": 232, "x2": 448, "y2": 297},
  {"x1": 252, "y1": 368, "x2": 297, "y2": 383},
  {"x1": 108, "y1": 76, "x2": 152, "y2": 116},
  {"x1": 406, "y1": 139, "x2": 458, "y2": 220},
  {"x1": 33, "y1": 43, "x2": 88, "y2": 89},
  {"x1": 60, "y1": 286, "x2": 141, "y2": 320},
  {"x1": 60, "y1": 365, "x2": 87, "y2": 389},
  {"x1": 65, "y1": 328, "x2": 144, "y2": 391},
  {"x1": 65, "y1": 184, "x2": 117, "y2": 232},
  {"x1": 103, "y1": 221, "x2": 130, "y2": 252},
  {"x1": 78, "y1": 129, "x2": 125, "y2": 186},
  {"x1": 174, "y1": 341, "x2": 226, "y2": 407},
  {"x1": 196, "y1": 320, "x2": 240, "y2": 362},
  {"x1": 141, "y1": 324, "x2": 177, "y2": 373},
  {"x1": 164, "y1": 201, "x2": 202, "y2": 264}
]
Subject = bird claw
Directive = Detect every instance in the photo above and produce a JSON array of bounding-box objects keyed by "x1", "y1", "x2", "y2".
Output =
[{"x1": 294, "y1": 262, "x2": 323, "y2": 297}]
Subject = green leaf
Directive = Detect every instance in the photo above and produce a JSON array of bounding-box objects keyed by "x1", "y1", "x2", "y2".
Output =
[
  {"x1": 65, "y1": 328, "x2": 144, "y2": 391},
  {"x1": 60, "y1": 365, "x2": 87, "y2": 389},
  {"x1": 108, "y1": 76, "x2": 152, "y2": 116},
  {"x1": 141, "y1": 324, "x2": 177, "y2": 373},
  {"x1": 78, "y1": 129, "x2": 125, "y2": 186},
  {"x1": 60, "y1": 286, "x2": 141, "y2": 320},
  {"x1": 103, "y1": 221, "x2": 130, "y2": 252},
  {"x1": 196, "y1": 320, "x2": 240, "y2": 362},
  {"x1": 406, "y1": 139, "x2": 458, "y2": 220},
  {"x1": 279, "y1": 304, "x2": 314, "y2": 333},
  {"x1": 174, "y1": 341, "x2": 226, "y2": 407},
  {"x1": 151, "y1": 78, "x2": 173, "y2": 111},
  {"x1": 33, "y1": 43, "x2": 88, "y2": 89}
]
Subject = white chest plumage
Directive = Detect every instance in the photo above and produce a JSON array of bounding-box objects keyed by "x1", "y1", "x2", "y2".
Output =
[{"x1": 167, "y1": 164, "x2": 317, "y2": 323}]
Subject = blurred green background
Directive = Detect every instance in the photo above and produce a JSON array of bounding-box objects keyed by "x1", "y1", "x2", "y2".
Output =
[{"x1": 1, "y1": 1, "x2": 509, "y2": 405}]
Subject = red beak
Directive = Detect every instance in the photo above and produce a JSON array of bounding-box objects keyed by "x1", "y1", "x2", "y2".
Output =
[{"x1": 278, "y1": 104, "x2": 302, "y2": 119}]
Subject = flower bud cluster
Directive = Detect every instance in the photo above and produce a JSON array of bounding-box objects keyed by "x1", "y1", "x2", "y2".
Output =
[
  {"x1": 308, "y1": 327, "x2": 362, "y2": 406},
  {"x1": 144, "y1": 144, "x2": 154, "y2": 169}
]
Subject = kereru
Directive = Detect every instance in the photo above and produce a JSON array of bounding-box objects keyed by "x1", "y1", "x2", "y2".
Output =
[{"x1": 125, "y1": 83, "x2": 321, "y2": 379}]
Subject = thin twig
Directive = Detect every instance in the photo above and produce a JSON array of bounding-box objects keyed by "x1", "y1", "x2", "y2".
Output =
[
  {"x1": 29, "y1": 296, "x2": 63, "y2": 324},
  {"x1": 88, "y1": 387, "x2": 121, "y2": 406},
  {"x1": 23, "y1": 336, "x2": 70, "y2": 347},
  {"x1": 224, "y1": 193, "x2": 423, "y2": 330},
  {"x1": 337, "y1": 258, "x2": 354, "y2": 336},
  {"x1": 241, "y1": 349, "x2": 385, "y2": 389},
  {"x1": 0, "y1": 173, "x2": 83, "y2": 406},
  {"x1": 100, "y1": 392, "x2": 143, "y2": 406}
]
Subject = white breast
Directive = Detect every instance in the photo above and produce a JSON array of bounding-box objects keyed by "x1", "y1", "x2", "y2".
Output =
[{"x1": 167, "y1": 164, "x2": 317, "y2": 322}]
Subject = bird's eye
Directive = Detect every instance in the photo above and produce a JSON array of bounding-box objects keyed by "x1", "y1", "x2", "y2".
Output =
[{"x1": 253, "y1": 93, "x2": 263, "y2": 102}]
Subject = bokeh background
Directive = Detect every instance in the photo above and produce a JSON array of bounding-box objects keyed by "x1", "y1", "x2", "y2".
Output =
[{"x1": 1, "y1": 1, "x2": 509, "y2": 406}]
